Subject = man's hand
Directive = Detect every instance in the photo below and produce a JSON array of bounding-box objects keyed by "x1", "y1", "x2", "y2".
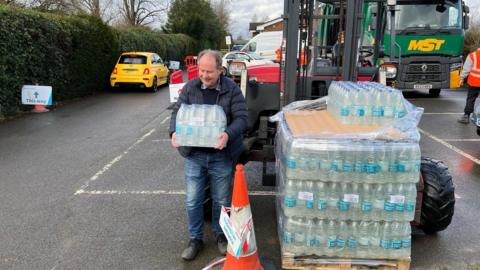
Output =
[
  {"x1": 460, "y1": 79, "x2": 464, "y2": 87},
  {"x1": 171, "y1": 132, "x2": 180, "y2": 148},
  {"x1": 215, "y1": 132, "x2": 229, "y2": 150}
]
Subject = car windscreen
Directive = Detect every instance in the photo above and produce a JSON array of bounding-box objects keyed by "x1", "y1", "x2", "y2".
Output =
[{"x1": 118, "y1": 55, "x2": 147, "y2": 64}]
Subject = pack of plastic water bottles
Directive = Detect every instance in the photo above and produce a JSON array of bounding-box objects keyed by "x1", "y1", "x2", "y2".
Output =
[
  {"x1": 175, "y1": 104, "x2": 227, "y2": 147},
  {"x1": 327, "y1": 81, "x2": 406, "y2": 125},
  {"x1": 271, "y1": 82, "x2": 424, "y2": 260}
]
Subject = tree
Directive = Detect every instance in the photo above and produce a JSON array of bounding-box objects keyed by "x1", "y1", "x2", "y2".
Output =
[
  {"x1": 119, "y1": 0, "x2": 169, "y2": 27},
  {"x1": 163, "y1": 0, "x2": 224, "y2": 49},
  {"x1": 209, "y1": 0, "x2": 230, "y2": 33},
  {"x1": 68, "y1": 0, "x2": 114, "y2": 21}
]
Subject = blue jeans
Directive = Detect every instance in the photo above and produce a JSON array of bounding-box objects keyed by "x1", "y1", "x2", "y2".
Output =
[{"x1": 184, "y1": 150, "x2": 233, "y2": 240}]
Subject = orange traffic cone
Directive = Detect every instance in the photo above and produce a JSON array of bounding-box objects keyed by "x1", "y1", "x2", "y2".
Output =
[{"x1": 221, "y1": 164, "x2": 264, "y2": 270}]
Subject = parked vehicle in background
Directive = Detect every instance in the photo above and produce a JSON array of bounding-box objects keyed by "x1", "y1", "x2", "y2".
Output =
[
  {"x1": 231, "y1": 44, "x2": 244, "y2": 51},
  {"x1": 241, "y1": 31, "x2": 282, "y2": 61},
  {"x1": 110, "y1": 52, "x2": 169, "y2": 92},
  {"x1": 221, "y1": 51, "x2": 273, "y2": 76}
]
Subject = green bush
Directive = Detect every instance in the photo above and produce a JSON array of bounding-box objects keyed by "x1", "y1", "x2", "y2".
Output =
[{"x1": 0, "y1": 5, "x2": 199, "y2": 117}]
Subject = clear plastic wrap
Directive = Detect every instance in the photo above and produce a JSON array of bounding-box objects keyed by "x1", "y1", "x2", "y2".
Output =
[
  {"x1": 175, "y1": 104, "x2": 226, "y2": 147},
  {"x1": 273, "y1": 82, "x2": 418, "y2": 260}
]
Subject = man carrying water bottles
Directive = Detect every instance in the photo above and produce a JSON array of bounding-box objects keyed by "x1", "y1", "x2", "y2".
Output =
[{"x1": 169, "y1": 49, "x2": 248, "y2": 261}]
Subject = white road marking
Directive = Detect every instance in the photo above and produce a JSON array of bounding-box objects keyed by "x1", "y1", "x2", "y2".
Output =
[
  {"x1": 74, "y1": 129, "x2": 156, "y2": 195},
  {"x1": 442, "y1": 139, "x2": 480, "y2": 142},
  {"x1": 407, "y1": 98, "x2": 465, "y2": 101},
  {"x1": 161, "y1": 116, "x2": 170, "y2": 124},
  {"x1": 455, "y1": 194, "x2": 462, "y2": 199},
  {"x1": 423, "y1": 112, "x2": 463, "y2": 115},
  {"x1": 419, "y1": 128, "x2": 480, "y2": 166},
  {"x1": 152, "y1": 139, "x2": 171, "y2": 142},
  {"x1": 75, "y1": 189, "x2": 277, "y2": 196}
]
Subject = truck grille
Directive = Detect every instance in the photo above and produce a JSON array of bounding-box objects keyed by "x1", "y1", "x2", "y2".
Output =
[
  {"x1": 406, "y1": 63, "x2": 441, "y2": 73},
  {"x1": 404, "y1": 63, "x2": 442, "y2": 82}
]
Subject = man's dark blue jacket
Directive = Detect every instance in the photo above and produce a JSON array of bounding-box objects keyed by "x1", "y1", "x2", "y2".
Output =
[{"x1": 169, "y1": 75, "x2": 248, "y2": 161}]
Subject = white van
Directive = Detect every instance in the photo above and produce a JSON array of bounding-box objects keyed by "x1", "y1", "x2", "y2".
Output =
[{"x1": 241, "y1": 31, "x2": 282, "y2": 61}]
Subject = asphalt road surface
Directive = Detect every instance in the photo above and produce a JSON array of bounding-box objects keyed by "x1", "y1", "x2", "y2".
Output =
[{"x1": 0, "y1": 86, "x2": 479, "y2": 270}]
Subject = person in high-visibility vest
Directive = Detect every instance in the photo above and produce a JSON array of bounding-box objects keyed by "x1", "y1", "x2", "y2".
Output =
[{"x1": 458, "y1": 48, "x2": 480, "y2": 124}]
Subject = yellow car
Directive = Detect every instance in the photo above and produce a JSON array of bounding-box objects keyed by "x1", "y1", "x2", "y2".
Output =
[{"x1": 110, "y1": 52, "x2": 169, "y2": 91}]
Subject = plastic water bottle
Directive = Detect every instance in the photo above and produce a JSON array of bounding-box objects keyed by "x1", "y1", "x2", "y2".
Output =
[
  {"x1": 340, "y1": 88, "x2": 351, "y2": 125},
  {"x1": 282, "y1": 216, "x2": 294, "y2": 252},
  {"x1": 330, "y1": 145, "x2": 344, "y2": 182},
  {"x1": 370, "y1": 222, "x2": 382, "y2": 257},
  {"x1": 358, "y1": 221, "x2": 370, "y2": 258},
  {"x1": 284, "y1": 179, "x2": 297, "y2": 216},
  {"x1": 296, "y1": 180, "x2": 306, "y2": 216},
  {"x1": 393, "y1": 91, "x2": 406, "y2": 119},
  {"x1": 390, "y1": 222, "x2": 403, "y2": 257},
  {"x1": 404, "y1": 183, "x2": 417, "y2": 221},
  {"x1": 316, "y1": 181, "x2": 328, "y2": 219},
  {"x1": 394, "y1": 184, "x2": 405, "y2": 221},
  {"x1": 384, "y1": 183, "x2": 396, "y2": 222},
  {"x1": 383, "y1": 89, "x2": 395, "y2": 120},
  {"x1": 286, "y1": 147, "x2": 299, "y2": 179},
  {"x1": 396, "y1": 144, "x2": 411, "y2": 182},
  {"x1": 305, "y1": 218, "x2": 316, "y2": 254},
  {"x1": 361, "y1": 183, "x2": 373, "y2": 220},
  {"x1": 293, "y1": 217, "x2": 307, "y2": 254},
  {"x1": 325, "y1": 220, "x2": 337, "y2": 256},
  {"x1": 347, "y1": 221, "x2": 359, "y2": 257},
  {"x1": 410, "y1": 144, "x2": 421, "y2": 182},
  {"x1": 373, "y1": 184, "x2": 385, "y2": 221},
  {"x1": 401, "y1": 222, "x2": 412, "y2": 258},
  {"x1": 338, "y1": 183, "x2": 350, "y2": 220},
  {"x1": 318, "y1": 145, "x2": 330, "y2": 182},
  {"x1": 304, "y1": 181, "x2": 316, "y2": 216},
  {"x1": 343, "y1": 146, "x2": 355, "y2": 182},
  {"x1": 377, "y1": 144, "x2": 390, "y2": 183},
  {"x1": 315, "y1": 219, "x2": 326, "y2": 255},
  {"x1": 185, "y1": 105, "x2": 195, "y2": 145},
  {"x1": 365, "y1": 143, "x2": 378, "y2": 183},
  {"x1": 380, "y1": 222, "x2": 392, "y2": 258},
  {"x1": 175, "y1": 105, "x2": 187, "y2": 145},
  {"x1": 354, "y1": 144, "x2": 366, "y2": 178},
  {"x1": 372, "y1": 89, "x2": 384, "y2": 125},
  {"x1": 327, "y1": 182, "x2": 340, "y2": 219},
  {"x1": 337, "y1": 221, "x2": 349, "y2": 257},
  {"x1": 350, "y1": 183, "x2": 361, "y2": 220}
]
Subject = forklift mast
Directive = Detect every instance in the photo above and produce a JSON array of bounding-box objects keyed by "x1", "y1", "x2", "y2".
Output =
[{"x1": 281, "y1": 0, "x2": 390, "y2": 106}]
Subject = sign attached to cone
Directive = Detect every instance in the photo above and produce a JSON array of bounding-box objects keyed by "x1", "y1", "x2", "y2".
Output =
[{"x1": 221, "y1": 164, "x2": 264, "y2": 270}]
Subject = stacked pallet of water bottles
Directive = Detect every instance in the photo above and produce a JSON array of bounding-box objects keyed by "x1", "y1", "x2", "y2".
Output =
[{"x1": 274, "y1": 82, "x2": 423, "y2": 270}]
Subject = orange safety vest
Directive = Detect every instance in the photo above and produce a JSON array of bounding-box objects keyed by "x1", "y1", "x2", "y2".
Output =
[{"x1": 467, "y1": 49, "x2": 480, "y2": 87}]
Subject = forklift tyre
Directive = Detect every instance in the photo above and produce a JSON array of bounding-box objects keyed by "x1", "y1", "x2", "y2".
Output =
[
  {"x1": 419, "y1": 157, "x2": 455, "y2": 234},
  {"x1": 429, "y1": 89, "x2": 441, "y2": 97},
  {"x1": 477, "y1": 127, "x2": 480, "y2": 136}
]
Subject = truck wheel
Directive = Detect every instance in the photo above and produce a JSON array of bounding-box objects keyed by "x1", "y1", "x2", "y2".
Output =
[
  {"x1": 429, "y1": 89, "x2": 441, "y2": 97},
  {"x1": 203, "y1": 185, "x2": 212, "y2": 222},
  {"x1": 419, "y1": 157, "x2": 455, "y2": 234},
  {"x1": 477, "y1": 127, "x2": 480, "y2": 136}
]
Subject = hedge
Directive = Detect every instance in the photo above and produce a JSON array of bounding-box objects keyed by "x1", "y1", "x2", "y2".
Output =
[{"x1": 0, "y1": 5, "x2": 198, "y2": 117}]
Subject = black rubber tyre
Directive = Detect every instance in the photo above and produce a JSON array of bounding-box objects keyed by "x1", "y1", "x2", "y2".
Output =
[
  {"x1": 203, "y1": 185, "x2": 212, "y2": 222},
  {"x1": 419, "y1": 157, "x2": 455, "y2": 234},
  {"x1": 477, "y1": 127, "x2": 480, "y2": 136},
  {"x1": 150, "y1": 77, "x2": 158, "y2": 92},
  {"x1": 429, "y1": 88, "x2": 441, "y2": 97}
]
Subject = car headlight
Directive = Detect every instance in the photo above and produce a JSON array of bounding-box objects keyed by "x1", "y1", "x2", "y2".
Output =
[
  {"x1": 228, "y1": 62, "x2": 247, "y2": 76},
  {"x1": 381, "y1": 65, "x2": 397, "y2": 79},
  {"x1": 450, "y1": 63, "x2": 462, "y2": 71}
]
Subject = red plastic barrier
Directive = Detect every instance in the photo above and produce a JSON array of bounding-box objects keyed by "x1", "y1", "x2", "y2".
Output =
[
  {"x1": 170, "y1": 70, "x2": 183, "y2": 84},
  {"x1": 184, "y1": 56, "x2": 197, "y2": 67},
  {"x1": 187, "y1": 65, "x2": 199, "y2": 81}
]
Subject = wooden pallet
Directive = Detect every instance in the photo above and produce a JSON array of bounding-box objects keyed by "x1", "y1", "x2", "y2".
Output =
[{"x1": 282, "y1": 253, "x2": 410, "y2": 270}]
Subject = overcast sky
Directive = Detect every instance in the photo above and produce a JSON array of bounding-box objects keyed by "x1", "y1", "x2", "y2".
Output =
[{"x1": 228, "y1": 0, "x2": 480, "y2": 40}]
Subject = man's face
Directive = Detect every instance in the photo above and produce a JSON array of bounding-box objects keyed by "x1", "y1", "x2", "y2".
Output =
[{"x1": 198, "y1": 55, "x2": 222, "y2": 88}]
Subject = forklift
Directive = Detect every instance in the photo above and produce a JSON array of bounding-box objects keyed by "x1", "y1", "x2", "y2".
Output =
[{"x1": 238, "y1": 0, "x2": 455, "y2": 234}]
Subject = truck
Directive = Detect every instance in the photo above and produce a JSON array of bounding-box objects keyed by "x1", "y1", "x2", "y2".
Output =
[
  {"x1": 381, "y1": 0, "x2": 470, "y2": 96},
  {"x1": 236, "y1": 0, "x2": 456, "y2": 234}
]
